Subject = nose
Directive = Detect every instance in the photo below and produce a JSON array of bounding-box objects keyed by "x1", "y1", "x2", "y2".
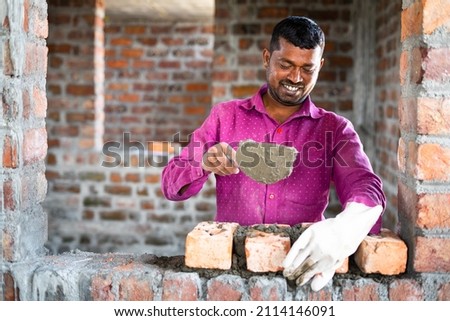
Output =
[{"x1": 288, "y1": 68, "x2": 303, "y2": 84}]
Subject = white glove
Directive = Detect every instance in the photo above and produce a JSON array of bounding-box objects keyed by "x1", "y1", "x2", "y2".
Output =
[{"x1": 282, "y1": 202, "x2": 383, "y2": 291}]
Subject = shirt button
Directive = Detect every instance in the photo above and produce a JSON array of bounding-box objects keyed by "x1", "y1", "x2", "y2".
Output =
[
  {"x1": 269, "y1": 194, "x2": 275, "y2": 199},
  {"x1": 276, "y1": 128, "x2": 283, "y2": 134}
]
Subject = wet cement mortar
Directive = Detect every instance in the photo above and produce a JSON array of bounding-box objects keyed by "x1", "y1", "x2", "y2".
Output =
[{"x1": 139, "y1": 224, "x2": 398, "y2": 288}]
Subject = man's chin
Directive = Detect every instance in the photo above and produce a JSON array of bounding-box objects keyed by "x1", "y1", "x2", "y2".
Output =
[
  {"x1": 279, "y1": 95, "x2": 307, "y2": 106},
  {"x1": 269, "y1": 88, "x2": 306, "y2": 106}
]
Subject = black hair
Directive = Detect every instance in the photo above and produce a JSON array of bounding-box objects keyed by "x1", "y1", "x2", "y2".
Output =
[{"x1": 269, "y1": 16, "x2": 325, "y2": 53}]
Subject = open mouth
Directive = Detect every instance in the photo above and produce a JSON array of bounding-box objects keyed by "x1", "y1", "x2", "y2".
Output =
[{"x1": 282, "y1": 83, "x2": 303, "y2": 93}]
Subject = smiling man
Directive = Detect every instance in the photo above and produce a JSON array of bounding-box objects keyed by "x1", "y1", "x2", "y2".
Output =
[{"x1": 161, "y1": 16, "x2": 385, "y2": 291}]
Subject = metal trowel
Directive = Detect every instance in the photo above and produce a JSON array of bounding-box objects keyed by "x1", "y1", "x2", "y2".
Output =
[{"x1": 234, "y1": 139, "x2": 298, "y2": 184}]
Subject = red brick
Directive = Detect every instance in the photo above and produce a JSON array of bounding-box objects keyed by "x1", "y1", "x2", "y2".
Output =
[
  {"x1": 231, "y1": 85, "x2": 259, "y2": 98},
  {"x1": 417, "y1": 193, "x2": 450, "y2": 229},
  {"x1": 66, "y1": 112, "x2": 95, "y2": 123},
  {"x1": 31, "y1": 6, "x2": 48, "y2": 39},
  {"x1": 414, "y1": 236, "x2": 450, "y2": 272},
  {"x1": 33, "y1": 86, "x2": 47, "y2": 118},
  {"x1": 245, "y1": 230, "x2": 290, "y2": 273},
  {"x1": 401, "y1": 1, "x2": 423, "y2": 41},
  {"x1": 169, "y1": 95, "x2": 193, "y2": 104},
  {"x1": 23, "y1": 0, "x2": 29, "y2": 32},
  {"x1": 342, "y1": 280, "x2": 381, "y2": 301},
  {"x1": 306, "y1": 287, "x2": 332, "y2": 301},
  {"x1": 144, "y1": 174, "x2": 159, "y2": 183},
  {"x1": 118, "y1": 93, "x2": 139, "y2": 103},
  {"x1": 437, "y1": 282, "x2": 450, "y2": 300},
  {"x1": 416, "y1": 143, "x2": 450, "y2": 181},
  {"x1": 422, "y1": 0, "x2": 450, "y2": 34},
  {"x1": 397, "y1": 137, "x2": 407, "y2": 173},
  {"x1": 110, "y1": 37, "x2": 132, "y2": 46},
  {"x1": 162, "y1": 272, "x2": 201, "y2": 301},
  {"x1": 3, "y1": 135, "x2": 18, "y2": 168},
  {"x1": 158, "y1": 60, "x2": 181, "y2": 69},
  {"x1": 91, "y1": 276, "x2": 115, "y2": 301},
  {"x1": 23, "y1": 128, "x2": 47, "y2": 165},
  {"x1": 206, "y1": 275, "x2": 245, "y2": 301},
  {"x1": 185, "y1": 221, "x2": 238, "y2": 270},
  {"x1": 399, "y1": 97, "x2": 418, "y2": 133},
  {"x1": 106, "y1": 60, "x2": 128, "y2": 69},
  {"x1": 389, "y1": 279, "x2": 423, "y2": 300},
  {"x1": 121, "y1": 48, "x2": 144, "y2": 58},
  {"x1": 354, "y1": 228, "x2": 407, "y2": 275},
  {"x1": 186, "y1": 83, "x2": 209, "y2": 92},
  {"x1": 137, "y1": 37, "x2": 157, "y2": 46},
  {"x1": 417, "y1": 97, "x2": 450, "y2": 135},
  {"x1": 66, "y1": 84, "x2": 95, "y2": 96},
  {"x1": 110, "y1": 173, "x2": 122, "y2": 183},
  {"x1": 423, "y1": 48, "x2": 450, "y2": 82},
  {"x1": 132, "y1": 60, "x2": 155, "y2": 69},
  {"x1": 184, "y1": 106, "x2": 206, "y2": 115},
  {"x1": 124, "y1": 26, "x2": 146, "y2": 34},
  {"x1": 118, "y1": 276, "x2": 154, "y2": 301},
  {"x1": 410, "y1": 47, "x2": 424, "y2": 84},
  {"x1": 104, "y1": 185, "x2": 132, "y2": 195},
  {"x1": 249, "y1": 277, "x2": 286, "y2": 301},
  {"x1": 3, "y1": 273, "x2": 17, "y2": 301},
  {"x1": 24, "y1": 43, "x2": 47, "y2": 75},
  {"x1": 125, "y1": 173, "x2": 140, "y2": 182},
  {"x1": 407, "y1": 140, "x2": 417, "y2": 177},
  {"x1": 257, "y1": 7, "x2": 289, "y2": 18}
]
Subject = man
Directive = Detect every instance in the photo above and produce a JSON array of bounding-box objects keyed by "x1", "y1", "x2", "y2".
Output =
[{"x1": 161, "y1": 16, "x2": 385, "y2": 291}]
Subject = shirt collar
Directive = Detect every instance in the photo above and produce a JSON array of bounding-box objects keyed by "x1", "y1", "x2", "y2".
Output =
[{"x1": 243, "y1": 84, "x2": 324, "y2": 119}]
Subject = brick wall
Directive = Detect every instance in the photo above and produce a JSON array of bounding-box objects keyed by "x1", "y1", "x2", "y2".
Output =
[
  {"x1": 373, "y1": 0, "x2": 402, "y2": 229},
  {"x1": 104, "y1": 19, "x2": 214, "y2": 143},
  {"x1": 1, "y1": 0, "x2": 48, "y2": 264},
  {"x1": 1, "y1": 0, "x2": 48, "y2": 300},
  {"x1": 398, "y1": 0, "x2": 450, "y2": 274},
  {"x1": 6, "y1": 250, "x2": 450, "y2": 301}
]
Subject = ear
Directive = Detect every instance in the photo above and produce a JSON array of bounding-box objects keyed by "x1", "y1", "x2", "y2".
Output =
[{"x1": 262, "y1": 48, "x2": 270, "y2": 68}]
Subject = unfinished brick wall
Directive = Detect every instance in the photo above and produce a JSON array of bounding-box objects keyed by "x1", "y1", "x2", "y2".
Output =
[
  {"x1": 103, "y1": 19, "x2": 214, "y2": 143},
  {"x1": 1, "y1": 0, "x2": 48, "y2": 263},
  {"x1": 398, "y1": 0, "x2": 450, "y2": 274}
]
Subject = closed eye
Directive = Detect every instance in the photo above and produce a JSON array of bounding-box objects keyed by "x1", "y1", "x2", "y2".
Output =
[{"x1": 279, "y1": 63, "x2": 291, "y2": 70}]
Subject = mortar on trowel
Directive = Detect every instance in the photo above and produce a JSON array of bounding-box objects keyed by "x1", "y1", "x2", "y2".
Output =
[{"x1": 233, "y1": 139, "x2": 298, "y2": 184}]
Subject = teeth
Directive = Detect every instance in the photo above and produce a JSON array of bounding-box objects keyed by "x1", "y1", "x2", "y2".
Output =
[{"x1": 284, "y1": 84, "x2": 298, "y2": 91}]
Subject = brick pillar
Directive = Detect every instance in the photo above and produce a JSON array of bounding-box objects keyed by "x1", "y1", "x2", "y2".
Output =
[
  {"x1": 1, "y1": 0, "x2": 49, "y2": 298},
  {"x1": 45, "y1": 0, "x2": 104, "y2": 229},
  {"x1": 399, "y1": 0, "x2": 450, "y2": 273}
]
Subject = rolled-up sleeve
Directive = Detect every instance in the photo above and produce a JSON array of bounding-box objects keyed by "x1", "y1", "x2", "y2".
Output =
[{"x1": 161, "y1": 107, "x2": 219, "y2": 201}]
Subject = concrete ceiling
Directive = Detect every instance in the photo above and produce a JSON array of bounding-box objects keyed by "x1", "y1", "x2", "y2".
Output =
[{"x1": 104, "y1": 0, "x2": 214, "y2": 21}]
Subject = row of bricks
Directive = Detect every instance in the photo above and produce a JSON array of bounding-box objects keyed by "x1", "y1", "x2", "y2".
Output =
[{"x1": 185, "y1": 222, "x2": 408, "y2": 275}]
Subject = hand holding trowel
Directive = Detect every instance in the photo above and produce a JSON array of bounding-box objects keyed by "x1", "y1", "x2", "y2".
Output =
[{"x1": 202, "y1": 139, "x2": 298, "y2": 184}]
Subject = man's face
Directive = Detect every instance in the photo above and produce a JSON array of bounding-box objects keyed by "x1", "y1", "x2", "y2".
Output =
[{"x1": 263, "y1": 37, "x2": 324, "y2": 107}]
